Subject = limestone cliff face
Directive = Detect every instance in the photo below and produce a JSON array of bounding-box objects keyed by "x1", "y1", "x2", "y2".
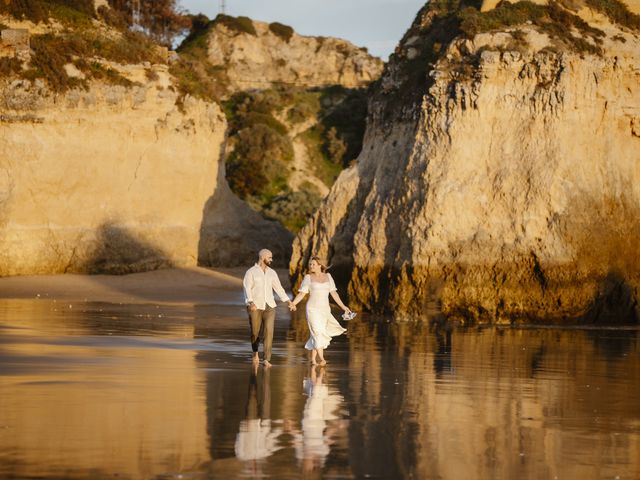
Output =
[
  {"x1": 0, "y1": 71, "x2": 225, "y2": 274},
  {"x1": 205, "y1": 17, "x2": 384, "y2": 92},
  {"x1": 0, "y1": 72, "x2": 293, "y2": 274},
  {"x1": 291, "y1": 5, "x2": 640, "y2": 323}
]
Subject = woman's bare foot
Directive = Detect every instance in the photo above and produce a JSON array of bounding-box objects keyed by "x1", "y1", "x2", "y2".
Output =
[
  {"x1": 263, "y1": 359, "x2": 272, "y2": 368},
  {"x1": 318, "y1": 359, "x2": 327, "y2": 367}
]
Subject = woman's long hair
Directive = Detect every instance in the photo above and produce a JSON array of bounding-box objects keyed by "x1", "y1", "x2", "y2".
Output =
[{"x1": 309, "y1": 256, "x2": 330, "y2": 273}]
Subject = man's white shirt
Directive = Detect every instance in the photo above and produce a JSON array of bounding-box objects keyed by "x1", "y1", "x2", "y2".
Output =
[{"x1": 243, "y1": 264, "x2": 290, "y2": 309}]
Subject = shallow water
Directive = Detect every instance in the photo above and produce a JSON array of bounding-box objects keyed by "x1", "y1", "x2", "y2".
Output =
[{"x1": 0, "y1": 299, "x2": 638, "y2": 479}]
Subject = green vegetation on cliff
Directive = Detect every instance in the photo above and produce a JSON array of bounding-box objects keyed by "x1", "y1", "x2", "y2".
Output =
[
  {"x1": 268, "y1": 22, "x2": 295, "y2": 42},
  {"x1": 222, "y1": 86, "x2": 369, "y2": 232},
  {"x1": 212, "y1": 14, "x2": 257, "y2": 36},
  {"x1": 224, "y1": 91, "x2": 294, "y2": 203},
  {"x1": 170, "y1": 14, "x2": 229, "y2": 101}
]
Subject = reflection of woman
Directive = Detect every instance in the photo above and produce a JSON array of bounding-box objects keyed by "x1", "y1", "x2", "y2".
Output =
[
  {"x1": 290, "y1": 257, "x2": 350, "y2": 366},
  {"x1": 294, "y1": 367, "x2": 344, "y2": 473},
  {"x1": 234, "y1": 365, "x2": 282, "y2": 462}
]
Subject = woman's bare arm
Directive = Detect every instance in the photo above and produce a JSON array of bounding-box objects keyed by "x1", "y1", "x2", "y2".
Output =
[
  {"x1": 330, "y1": 290, "x2": 351, "y2": 312},
  {"x1": 291, "y1": 291, "x2": 307, "y2": 307}
]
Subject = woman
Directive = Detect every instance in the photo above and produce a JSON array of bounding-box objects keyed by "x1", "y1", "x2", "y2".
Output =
[{"x1": 290, "y1": 256, "x2": 351, "y2": 366}]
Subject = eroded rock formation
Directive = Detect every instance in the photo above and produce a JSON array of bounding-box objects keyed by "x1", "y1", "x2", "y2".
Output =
[
  {"x1": 291, "y1": 1, "x2": 640, "y2": 323},
  {"x1": 0, "y1": 69, "x2": 290, "y2": 274},
  {"x1": 203, "y1": 16, "x2": 384, "y2": 93},
  {"x1": 0, "y1": 73, "x2": 224, "y2": 274}
]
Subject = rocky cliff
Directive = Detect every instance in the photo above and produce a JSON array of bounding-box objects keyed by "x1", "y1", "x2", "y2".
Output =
[
  {"x1": 0, "y1": 74, "x2": 223, "y2": 274},
  {"x1": 198, "y1": 15, "x2": 383, "y2": 94},
  {"x1": 0, "y1": 7, "x2": 293, "y2": 274},
  {"x1": 291, "y1": 0, "x2": 640, "y2": 323},
  {"x1": 174, "y1": 15, "x2": 381, "y2": 235}
]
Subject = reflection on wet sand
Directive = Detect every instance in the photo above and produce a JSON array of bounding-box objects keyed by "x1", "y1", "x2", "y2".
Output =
[
  {"x1": 294, "y1": 367, "x2": 346, "y2": 475},
  {"x1": 235, "y1": 365, "x2": 282, "y2": 475},
  {"x1": 0, "y1": 300, "x2": 209, "y2": 479},
  {"x1": 0, "y1": 298, "x2": 639, "y2": 479},
  {"x1": 341, "y1": 320, "x2": 640, "y2": 479}
]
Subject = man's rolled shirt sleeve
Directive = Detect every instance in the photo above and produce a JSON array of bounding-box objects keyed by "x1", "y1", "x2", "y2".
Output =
[{"x1": 243, "y1": 270, "x2": 254, "y2": 305}]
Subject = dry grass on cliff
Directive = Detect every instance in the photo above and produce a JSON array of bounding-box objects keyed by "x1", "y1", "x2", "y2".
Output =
[
  {"x1": 1, "y1": 1, "x2": 169, "y2": 92},
  {"x1": 584, "y1": 0, "x2": 640, "y2": 30},
  {"x1": 0, "y1": 57, "x2": 22, "y2": 77},
  {"x1": 301, "y1": 126, "x2": 344, "y2": 185},
  {"x1": 21, "y1": 31, "x2": 160, "y2": 92},
  {"x1": 0, "y1": 0, "x2": 96, "y2": 26},
  {"x1": 169, "y1": 58, "x2": 229, "y2": 102},
  {"x1": 170, "y1": 16, "x2": 230, "y2": 102},
  {"x1": 458, "y1": 1, "x2": 605, "y2": 55},
  {"x1": 212, "y1": 14, "x2": 257, "y2": 36}
]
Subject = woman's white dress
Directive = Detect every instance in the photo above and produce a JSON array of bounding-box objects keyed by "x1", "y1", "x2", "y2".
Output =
[{"x1": 299, "y1": 274, "x2": 347, "y2": 350}]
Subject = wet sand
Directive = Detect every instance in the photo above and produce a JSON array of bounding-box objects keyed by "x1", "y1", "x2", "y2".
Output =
[
  {"x1": 0, "y1": 268, "x2": 639, "y2": 479},
  {"x1": 0, "y1": 267, "x2": 281, "y2": 305}
]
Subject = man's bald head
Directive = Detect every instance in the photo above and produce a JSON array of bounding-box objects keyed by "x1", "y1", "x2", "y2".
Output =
[
  {"x1": 257, "y1": 249, "x2": 274, "y2": 268},
  {"x1": 258, "y1": 249, "x2": 272, "y2": 261}
]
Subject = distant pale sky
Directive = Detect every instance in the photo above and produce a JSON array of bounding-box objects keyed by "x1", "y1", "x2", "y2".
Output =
[{"x1": 179, "y1": 0, "x2": 427, "y2": 59}]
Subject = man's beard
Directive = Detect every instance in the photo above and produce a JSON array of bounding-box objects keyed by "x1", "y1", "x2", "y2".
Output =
[{"x1": 265, "y1": 259, "x2": 272, "y2": 266}]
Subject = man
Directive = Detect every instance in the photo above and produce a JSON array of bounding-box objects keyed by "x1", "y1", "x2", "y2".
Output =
[{"x1": 243, "y1": 249, "x2": 295, "y2": 367}]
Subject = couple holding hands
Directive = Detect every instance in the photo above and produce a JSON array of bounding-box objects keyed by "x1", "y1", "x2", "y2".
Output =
[{"x1": 242, "y1": 249, "x2": 354, "y2": 367}]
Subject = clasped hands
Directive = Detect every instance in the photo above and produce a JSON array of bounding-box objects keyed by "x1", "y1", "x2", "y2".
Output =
[{"x1": 288, "y1": 301, "x2": 297, "y2": 312}]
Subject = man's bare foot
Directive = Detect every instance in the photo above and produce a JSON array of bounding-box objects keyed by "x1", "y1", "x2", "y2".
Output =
[
  {"x1": 252, "y1": 353, "x2": 259, "y2": 364},
  {"x1": 263, "y1": 360, "x2": 272, "y2": 368}
]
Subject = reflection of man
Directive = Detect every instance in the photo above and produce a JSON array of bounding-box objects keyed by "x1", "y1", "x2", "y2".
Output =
[
  {"x1": 243, "y1": 249, "x2": 294, "y2": 367},
  {"x1": 234, "y1": 365, "x2": 282, "y2": 462}
]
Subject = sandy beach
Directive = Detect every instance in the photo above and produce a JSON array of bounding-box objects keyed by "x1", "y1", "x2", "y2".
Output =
[{"x1": 0, "y1": 267, "x2": 284, "y2": 305}]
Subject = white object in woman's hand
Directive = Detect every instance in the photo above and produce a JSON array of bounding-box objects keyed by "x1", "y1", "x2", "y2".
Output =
[{"x1": 341, "y1": 311, "x2": 356, "y2": 321}]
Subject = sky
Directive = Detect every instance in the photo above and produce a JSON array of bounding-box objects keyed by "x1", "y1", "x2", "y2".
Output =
[{"x1": 179, "y1": 0, "x2": 427, "y2": 59}]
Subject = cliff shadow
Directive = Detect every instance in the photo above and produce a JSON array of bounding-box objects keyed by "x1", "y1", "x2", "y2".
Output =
[
  {"x1": 81, "y1": 222, "x2": 174, "y2": 275},
  {"x1": 565, "y1": 195, "x2": 640, "y2": 325},
  {"x1": 197, "y1": 142, "x2": 293, "y2": 269},
  {"x1": 70, "y1": 222, "x2": 244, "y2": 305},
  {"x1": 197, "y1": 183, "x2": 293, "y2": 268},
  {"x1": 581, "y1": 271, "x2": 639, "y2": 324}
]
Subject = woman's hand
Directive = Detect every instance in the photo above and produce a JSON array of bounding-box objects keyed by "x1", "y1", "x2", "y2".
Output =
[{"x1": 341, "y1": 307, "x2": 356, "y2": 321}]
